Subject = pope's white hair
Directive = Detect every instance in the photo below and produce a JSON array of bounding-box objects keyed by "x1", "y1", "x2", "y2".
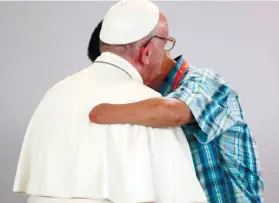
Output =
[{"x1": 99, "y1": 24, "x2": 158, "y2": 59}]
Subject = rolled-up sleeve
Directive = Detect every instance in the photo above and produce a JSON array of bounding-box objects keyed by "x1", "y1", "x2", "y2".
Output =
[{"x1": 167, "y1": 69, "x2": 242, "y2": 144}]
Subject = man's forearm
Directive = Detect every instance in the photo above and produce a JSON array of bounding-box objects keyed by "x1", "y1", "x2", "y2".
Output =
[{"x1": 89, "y1": 97, "x2": 193, "y2": 128}]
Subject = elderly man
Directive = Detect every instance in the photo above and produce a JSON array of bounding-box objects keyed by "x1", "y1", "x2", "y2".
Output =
[
  {"x1": 88, "y1": 19, "x2": 264, "y2": 203},
  {"x1": 13, "y1": 1, "x2": 206, "y2": 203}
]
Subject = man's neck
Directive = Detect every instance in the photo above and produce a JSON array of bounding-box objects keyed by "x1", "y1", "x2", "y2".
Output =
[
  {"x1": 149, "y1": 57, "x2": 177, "y2": 90},
  {"x1": 159, "y1": 55, "x2": 189, "y2": 96}
]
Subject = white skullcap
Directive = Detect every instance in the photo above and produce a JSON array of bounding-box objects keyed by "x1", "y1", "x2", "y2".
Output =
[{"x1": 100, "y1": 0, "x2": 159, "y2": 45}]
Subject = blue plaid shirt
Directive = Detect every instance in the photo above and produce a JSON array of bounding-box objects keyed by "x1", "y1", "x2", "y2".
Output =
[{"x1": 159, "y1": 56, "x2": 264, "y2": 203}]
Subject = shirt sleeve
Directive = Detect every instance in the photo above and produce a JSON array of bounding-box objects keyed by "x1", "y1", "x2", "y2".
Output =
[{"x1": 166, "y1": 69, "x2": 243, "y2": 144}]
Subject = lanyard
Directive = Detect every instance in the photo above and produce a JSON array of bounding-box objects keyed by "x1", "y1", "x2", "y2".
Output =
[{"x1": 172, "y1": 60, "x2": 189, "y2": 91}]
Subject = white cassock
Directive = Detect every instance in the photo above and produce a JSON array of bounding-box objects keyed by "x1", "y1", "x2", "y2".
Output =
[{"x1": 13, "y1": 52, "x2": 207, "y2": 203}]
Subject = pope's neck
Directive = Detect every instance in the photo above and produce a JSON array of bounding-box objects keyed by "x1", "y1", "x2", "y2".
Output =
[
  {"x1": 124, "y1": 58, "x2": 152, "y2": 86},
  {"x1": 105, "y1": 51, "x2": 150, "y2": 85}
]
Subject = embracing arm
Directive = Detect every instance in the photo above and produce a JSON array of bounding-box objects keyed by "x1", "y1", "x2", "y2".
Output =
[{"x1": 89, "y1": 97, "x2": 193, "y2": 128}]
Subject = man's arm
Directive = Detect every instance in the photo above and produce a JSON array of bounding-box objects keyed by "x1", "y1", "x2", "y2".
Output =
[{"x1": 89, "y1": 97, "x2": 193, "y2": 128}]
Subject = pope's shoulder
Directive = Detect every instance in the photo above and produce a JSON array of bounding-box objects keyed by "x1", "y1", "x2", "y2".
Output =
[{"x1": 41, "y1": 67, "x2": 162, "y2": 104}]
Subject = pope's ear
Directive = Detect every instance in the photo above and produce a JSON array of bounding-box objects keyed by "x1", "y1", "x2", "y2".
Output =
[{"x1": 139, "y1": 43, "x2": 153, "y2": 66}]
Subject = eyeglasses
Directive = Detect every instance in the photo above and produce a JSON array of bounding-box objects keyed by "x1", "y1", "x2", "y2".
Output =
[{"x1": 143, "y1": 36, "x2": 176, "y2": 51}]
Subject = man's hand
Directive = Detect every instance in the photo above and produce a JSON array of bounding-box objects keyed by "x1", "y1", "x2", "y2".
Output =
[{"x1": 89, "y1": 97, "x2": 193, "y2": 128}]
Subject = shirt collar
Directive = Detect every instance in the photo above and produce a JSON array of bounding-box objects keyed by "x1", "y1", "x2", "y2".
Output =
[
  {"x1": 159, "y1": 55, "x2": 187, "y2": 96},
  {"x1": 95, "y1": 52, "x2": 143, "y2": 84}
]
